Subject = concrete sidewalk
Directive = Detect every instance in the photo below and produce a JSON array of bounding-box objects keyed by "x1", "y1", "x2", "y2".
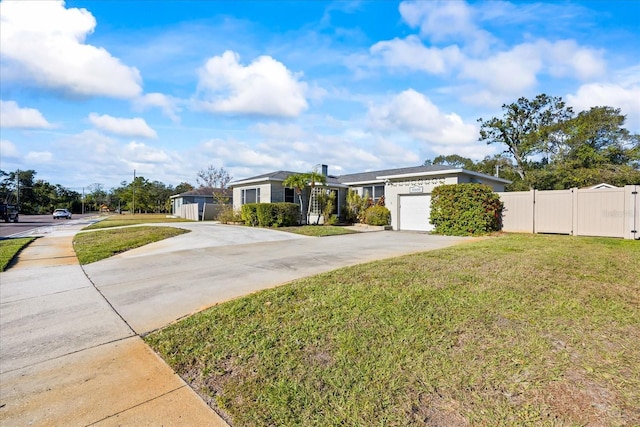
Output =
[{"x1": 0, "y1": 225, "x2": 228, "y2": 426}]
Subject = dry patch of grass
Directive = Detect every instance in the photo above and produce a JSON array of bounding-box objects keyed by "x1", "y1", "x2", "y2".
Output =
[
  {"x1": 145, "y1": 234, "x2": 640, "y2": 426},
  {"x1": 73, "y1": 226, "x2": 189, "y2": 264},
  {"x1": 277, "y1": 225, "x2": 358, "y2": 237}
]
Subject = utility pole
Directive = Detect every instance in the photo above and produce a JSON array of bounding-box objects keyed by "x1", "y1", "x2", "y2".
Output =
[
  {"x1": 16, "y1": 169, "x2": 20, "y2": 208},
  {"x1": 82, "y1": 187, "x2": 85, "y2": 214},
  {"x1": 132, "y1": 169, "x2": 136, "y2": 215}
]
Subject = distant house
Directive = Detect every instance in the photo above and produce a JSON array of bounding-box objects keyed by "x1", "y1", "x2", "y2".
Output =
[
  {"x1": 170, "y1": 187, "x2": 232, "y2": 220},
  {"x1": 231, "y1": 164, "x2": 510, "y2": 231},
  {"x1": 587, "y1": 183, "x2": 617, "y2": 189}
]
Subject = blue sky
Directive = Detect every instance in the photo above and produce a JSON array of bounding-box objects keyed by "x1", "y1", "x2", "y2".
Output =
[{"x1": 1, "y1": 0, "x2": 639, "y2": 190}]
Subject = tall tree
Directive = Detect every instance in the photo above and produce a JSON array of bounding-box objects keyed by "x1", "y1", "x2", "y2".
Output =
[
  {"x1": 478, "y1": 94, "x2": 574, "y2": 182},
  {"x1": 196, "y1": 165, "x2": 232, "y2": 189},
  {"x1": 174, "y1": 182, "x2": 194, "y2": 195},
  {"x1": 425, "y1": 154, "x2": 475, "y2": 169}
]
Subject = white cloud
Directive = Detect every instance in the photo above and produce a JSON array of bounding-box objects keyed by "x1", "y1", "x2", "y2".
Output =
[
  {"x1": 25, "y1": 151, "x2": 53, "y2": 163},
  {"x1": 566, "y1": 75, "x2": 640, "y2": 131},
  {"x1": 1, "y1": 140, "x2": 20, "y2": 157},
  {"x1": 0, "y1": 100, "x2": 52, "y2": 129},
  {"x1": 88, "y1": 113, "x2": 157, "y2": 138},
  {"x1": 122, "y1": 141, "x2": 171, "y2": 164},
  {"x1": 460, "y1": 39, "x2": 606, "y2": 104},
  {"x1": 460, "y1": 43, "x2": 542, "y2": 100},
  {"x1": 369, "y1": 89, "x2": 478, "y2": 145},
  {"x1": 543, "y1": 40, "x2": 605, "y2": 80},
  {"x1": 196, "y1": 50, "x2": 309, "y2": 117},
  {"x1": 398, "y1": 0, "x2": 495, "y2": 53},
  {"x1": 0, "y1": 0, "x2": 142, "y2": 98},
  {"x1": 370, "y1": 36, "x2": 463, "y2": 74},
  {"x1": 133, "y1": 93, "x2": 182, "y2": 122}
]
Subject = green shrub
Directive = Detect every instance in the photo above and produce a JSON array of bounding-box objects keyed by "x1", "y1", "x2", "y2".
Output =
[
  {"x1": 256, "y1": 204, "x2": 274, "y2": 227},
  {"x1": 241, "y1": 203, "x2": 299, "y2": 227},
  {"x1": 364, "y1": 205, "x2": 391, "y2": 226},
  {"x1": 345, "y1": 189, "x2": 371, "y2": 224},
  {"x1": 324, "y1": 214, "x2": 339, "y2": 226},
  {"x1": 430, "y1": 184, "x2": 503, "y2": 236},
  {"x1": 272, "y1": 203, "x2": 299, "y2": 227},
  {"x1": 241, "y1": 204, "x2": 259, "y2": 226},
  {"x1": 217, "y1": 205, "x2": 243, "y2": 223}
]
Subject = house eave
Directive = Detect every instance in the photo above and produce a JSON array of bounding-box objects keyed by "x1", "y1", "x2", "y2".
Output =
[{"x1": 377, "y1": 168, "x2": 512, "y2": 184}]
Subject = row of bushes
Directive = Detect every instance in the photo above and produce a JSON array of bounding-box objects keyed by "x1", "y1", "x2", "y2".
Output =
[{"x1": 240, "y1": 203, "x2": 299, "y2": 227}]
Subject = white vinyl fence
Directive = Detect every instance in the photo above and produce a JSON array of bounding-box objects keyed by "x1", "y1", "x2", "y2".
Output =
[
  {"x1": 499, "y1": 185, "x2": 639, "y2": 240},
  {"x1": 176, "y1": 203, "x2": 226, "y2": 221},
  {"x1": 177, "y1": 203, "x2": 199, "y2": 221}
]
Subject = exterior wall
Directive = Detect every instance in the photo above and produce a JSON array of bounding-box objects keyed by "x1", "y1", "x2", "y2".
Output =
[
  {"x1": 232, "y1": 182, "x2": 273, "y2": 210},
  {"x1": 499, "y1": 186, "x2": 640, "y2": 239},
  {"x1": 385, "y1": 175, "x2": 456, "y2": 230}
]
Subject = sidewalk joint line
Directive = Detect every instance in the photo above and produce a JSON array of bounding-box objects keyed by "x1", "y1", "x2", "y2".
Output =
[
  {"x1": 0, "y1": 335, "x2": 137, "y2": 375},
  {"x1": 80, "y1": 265, "x2": 137, "y2": 335},
  {"x1": 84, "y1": 385, "x2": 187, "y2": 426}
]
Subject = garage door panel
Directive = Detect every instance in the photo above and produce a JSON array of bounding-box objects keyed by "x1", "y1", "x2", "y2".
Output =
[{"x1": 400, "y1": 195, "x2": 432, "y2": 231}]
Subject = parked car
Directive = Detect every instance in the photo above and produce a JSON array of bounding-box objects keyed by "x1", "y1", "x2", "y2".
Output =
[
  {"x1": 53, "y1": 208, "x2": 72, "y2": 219},
  {"x1": 1, "y1": 203, "x2": 19, "y2": 222}
]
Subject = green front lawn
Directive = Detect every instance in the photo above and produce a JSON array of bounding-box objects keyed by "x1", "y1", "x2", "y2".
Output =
[
  {"x1": 83, "y1": 213, "x2": 192, "y2": 230},
  {"x1": 0, "y1": 237, "x2": 35, "y2": 271},
  {"x1": 278, "y1": 225, "x2": 358, "y2": 237},
  {"x1": 73, "y1": 226, "x2": 190, "y2": 264},
  {"x1": 145, "y1": 234, "x2": 640, "y2": 426}
]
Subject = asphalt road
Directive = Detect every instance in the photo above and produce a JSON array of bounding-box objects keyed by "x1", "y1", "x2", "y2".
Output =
[{"x1": 0, "y1": 214, "x2": 94, "y2": 238}]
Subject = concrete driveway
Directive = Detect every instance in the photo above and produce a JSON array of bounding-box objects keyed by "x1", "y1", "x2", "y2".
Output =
[
  {"x1": 0, "y1": 221, "x2": 470, "y2": 425},
  {"x1": 82, "y1": 223, "x2": 470, "y2": 334}
]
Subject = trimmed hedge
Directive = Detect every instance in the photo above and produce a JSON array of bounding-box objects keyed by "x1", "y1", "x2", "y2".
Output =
[
  {"x1": 430, "y1": 184, "x2": 503, "y2": 236},
  {"x1": 241, "y1": 203, "x2": 299, "y2": 227}
]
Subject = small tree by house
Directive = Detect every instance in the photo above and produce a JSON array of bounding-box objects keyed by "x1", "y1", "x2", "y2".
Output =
[{"x1": 282, "y1": 169, "x2": 327, "y2": 224}]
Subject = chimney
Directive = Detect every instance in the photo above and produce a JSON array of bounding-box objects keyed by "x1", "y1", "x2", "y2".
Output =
[{"x1": 321, "y1": 164, "x2": 328, "y2": 176}]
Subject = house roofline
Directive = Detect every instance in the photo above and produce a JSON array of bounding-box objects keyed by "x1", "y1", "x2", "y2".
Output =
[
  {"x1": 377, "y1": 168, "x2": 512, "y2": 184},
  {"x1": 230, "y1": 176, "x2": 282, "y2": 186},
  {"x1": 339, "y1": 179, "x2": 386, "y2": 185}
]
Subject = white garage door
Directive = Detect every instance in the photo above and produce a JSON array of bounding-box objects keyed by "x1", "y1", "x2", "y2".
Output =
[{"x1": 399, "y1": 194, "x2": 433, "y2": 231}]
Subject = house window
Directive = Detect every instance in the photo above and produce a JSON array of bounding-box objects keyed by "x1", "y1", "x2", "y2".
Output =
[
  {"x1": 362, "y1": 185, "x2": 385, "y2": 204},
  {"x1": 241, "y1": 188, "x2": 260, "y2": 204},
  {"x1": 284, "y1": 187, "x2": 295, "y2": 203}
]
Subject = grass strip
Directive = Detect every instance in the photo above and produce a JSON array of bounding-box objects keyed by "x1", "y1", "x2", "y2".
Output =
[
  {"x1": 84, "y1": 213, "x2": 192, "y2": 230},
  {"x1": 0, "y1": 237, "x2": 35, "y2": 271},
  {"x1": 278, "y1": 225, "x2": 359, "y2": 237},
  {"x1": 145, "y1": 234, "x2": 640, "y2": 426},
  {"x1": 73, "y1": 226, "x2": 189, "y2": 264}
]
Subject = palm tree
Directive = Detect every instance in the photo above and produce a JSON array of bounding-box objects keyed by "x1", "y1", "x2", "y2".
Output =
[
  {"x1": 304, "y1": 169, "x2": 327, "y2": 225},
  {"x1": 283, "y1": 173, "x2": 307, "y2": 224},
  {"x1": 283, "y1": 169, "x2": 327, "y2": 224}
]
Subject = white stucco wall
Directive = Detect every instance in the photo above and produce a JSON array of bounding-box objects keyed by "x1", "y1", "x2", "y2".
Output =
[
  {"x1": 232, "y1": 182, "x2": 273, "y2": 210},
  {"x1": 385, "y1": 175, "x2": 456, "y2": 230}
]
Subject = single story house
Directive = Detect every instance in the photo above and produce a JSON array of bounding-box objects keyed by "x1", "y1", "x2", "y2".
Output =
[{"x1": 231, "y1": 164, "x2": 510, "y2": 231}]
